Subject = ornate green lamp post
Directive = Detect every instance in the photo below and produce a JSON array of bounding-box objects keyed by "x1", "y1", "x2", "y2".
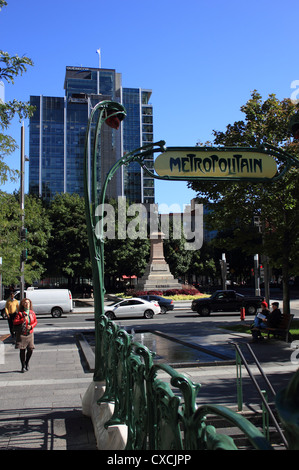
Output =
[
  {"x1": 83, "y1": 100, "x2": 165, "y2": 380},
  {"x1": 84, "y1": 100, "x2": 125, "y2": 380}
]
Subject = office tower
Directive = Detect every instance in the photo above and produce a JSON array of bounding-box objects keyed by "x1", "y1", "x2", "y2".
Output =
[{"x1": 29, "y1": 66, "x2": 154, "y2": 204}]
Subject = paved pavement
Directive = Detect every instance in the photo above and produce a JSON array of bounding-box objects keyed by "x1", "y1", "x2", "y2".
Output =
[
  {"x1": 0, "y1": 325, "x2": 97, "y2": 450},
  {"x1": 0, "y1": 300, "x2": 298, "y2": 450}
]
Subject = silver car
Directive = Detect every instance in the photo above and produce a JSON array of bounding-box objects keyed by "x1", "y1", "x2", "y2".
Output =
[{"x1": 104, "y1": 297, "x2": 161, "y2": 319}]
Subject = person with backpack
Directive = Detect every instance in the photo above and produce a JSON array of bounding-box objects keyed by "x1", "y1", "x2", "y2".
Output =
[{"x1": 13, "y1": 298, "x2": 37, "y2": 373}]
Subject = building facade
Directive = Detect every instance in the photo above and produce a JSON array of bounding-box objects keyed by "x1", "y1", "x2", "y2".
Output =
[{"x1": 29, "y1": 66, "x2": 154, "y2": 204}]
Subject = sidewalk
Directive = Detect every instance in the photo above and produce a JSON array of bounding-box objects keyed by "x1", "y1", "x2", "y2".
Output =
[
  {"x1": 0, "y1": 314, "x2": 298, "y2": 450},
  {"x1": 163, "y1": 322, "x2": 299, "y2": 408},
  {"x1": 0, "y1": 325, "x2": 97, "y2": 450}
]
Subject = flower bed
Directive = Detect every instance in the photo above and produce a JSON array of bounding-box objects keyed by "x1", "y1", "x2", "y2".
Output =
[{"x1": 123, "y1": 287, "x2": 210, "y2": 300}]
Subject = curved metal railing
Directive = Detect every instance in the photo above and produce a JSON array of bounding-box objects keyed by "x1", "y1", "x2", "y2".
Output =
[{"x1": 95, "y1": 316, "x2": 276, "y2": 450}]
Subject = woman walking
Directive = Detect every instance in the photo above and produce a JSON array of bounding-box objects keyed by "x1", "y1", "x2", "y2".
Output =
[{"x1": 13, "y1": 298, "x2": 37, "y2": 373}]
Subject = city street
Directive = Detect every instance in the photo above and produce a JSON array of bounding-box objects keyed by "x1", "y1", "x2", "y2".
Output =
[
  {"x1": 0, "y1": 308, "x2": 261, "y2": 332},
  {"x1": 1, "y1": 297, "x2": 296, "y2": 337},
  {"x1": 22, "y1": 297, "x2": 299, "y2": 327}
]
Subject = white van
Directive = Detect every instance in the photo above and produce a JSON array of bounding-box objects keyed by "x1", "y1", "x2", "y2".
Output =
[{"x1": 15, "y1": 288, "x2": 73, "y2": 317}]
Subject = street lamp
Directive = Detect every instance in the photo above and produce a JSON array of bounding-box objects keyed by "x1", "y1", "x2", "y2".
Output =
[
  {"x1": 83, "y1": 100, "x2": 164, "y2": 380},
  {"x1": 83, "y1": 101, "x2": 126, "y2": 380}
]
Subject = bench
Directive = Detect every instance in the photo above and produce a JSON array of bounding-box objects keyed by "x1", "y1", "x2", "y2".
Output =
[{"x1": 263, "y1": 313, "x2": 294, "y2": 342}]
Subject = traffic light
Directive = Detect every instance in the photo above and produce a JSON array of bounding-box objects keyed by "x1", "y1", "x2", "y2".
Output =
[
  {"x1": 21, "y1": 228, "x2": 27, "y2": 241},
  {"x1": 20, "y1": 228, "x2": 28, "y2": 263},
  {"x1": 21, "y1": 249, "x2": 27, "y2": 262},
  {"x1": 226, "y1": 263, "x2": 230, "y2": 274}
]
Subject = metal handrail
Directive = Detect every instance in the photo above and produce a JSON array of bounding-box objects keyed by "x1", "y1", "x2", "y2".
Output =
[
  {"x1": 92, "y1": 315, "x2": 277, "y2": 450},
  {"x1": 230, "y1": 342, "x2": 288, "y2": 448},
  {"x1": 246, "y1": 343, "x2": 276, "y2": 396}
]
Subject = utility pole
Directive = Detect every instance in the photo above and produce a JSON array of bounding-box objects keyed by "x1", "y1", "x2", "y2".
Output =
[
  {"x1": 220, "y1": 253, "x2": 227, "y2": 290},
  {"x1": 20, "y1": 123, "x2": 25, "y2": 300},
  {"x1": 254, "y1": 254, "x2": 261, "y2": 296},
  {"x1": 263, "y1": 255, "x2": 270, "y2": 306},
  {"x1": 0, "y1": 257, "x2": 2, "y2": 300},
  {"x1": 97, "y1": 48, "x2": 101, "y2": 68}
]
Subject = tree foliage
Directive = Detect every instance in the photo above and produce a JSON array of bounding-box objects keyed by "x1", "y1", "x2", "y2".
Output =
[
  {"x1": 0, "y1": 2, "x2": 35, "y2": 184},
  {"x1": 191, "y1": 91, "x2": 299, "y2": 312},
  {"x1": 47, "y1": 193, "x2": 91, "y2": 286},
  {"x1": 0, "y1": 191, "x2": 22, "y2": 285},
  {"x1": 0, "y1": 191, "x2": 51, "y2": 286},
  {"x1": 163, "y1": 222, "x2": 192, "y2": 279},
  {"x1": 104, "y1": 199, "x2": 150, "y2": 284},
  {"x1": 24, "y1": 194, "x2": 52, "y2": 283}
]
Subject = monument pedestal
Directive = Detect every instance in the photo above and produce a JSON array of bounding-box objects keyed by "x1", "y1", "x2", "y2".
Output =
[{"x1": 136, "y1": 232, "x2": 182, "y2": 292}]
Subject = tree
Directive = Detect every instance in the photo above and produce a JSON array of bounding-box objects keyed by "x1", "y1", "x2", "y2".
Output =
[
  {"x1": 0, "y1": 1, "x2": 35, "y2": 184},
  {"x1": 189, "y1": 244, "x2": 217, "y2": 285},
  {"x1": 163, "y1": 220, "x2": 193, "y2": 280},
  {"x1": 0, "y1": 190, "x2": 22, "y2": 285},
  {"x1": 24, "y1": 194, "x2": 52, "y2": 283},
  {"x1": 47, "y1": 193, "x2": 91, "y2": 288},
  {"x1": 0, "y1": 191, "x2": 51, "y2": 286},
  {"x1": 190, "y1": 91, "x2": 299, "y2": 314},
  {"x1": 104, "y1": 199, "x2": 150, "y2": 288},
  {"x1": 45, "y1": 195, "x2": 151, "y2": 291}
]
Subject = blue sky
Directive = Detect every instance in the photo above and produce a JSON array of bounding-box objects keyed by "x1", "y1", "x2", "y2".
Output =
[{"x1": 1, "y1": 0, "x2": 298, "y2": 211}]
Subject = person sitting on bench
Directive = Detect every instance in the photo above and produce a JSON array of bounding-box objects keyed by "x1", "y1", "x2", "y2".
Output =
[{"x1": 251, "y1": 301, "x2": 282, "y2": 342}]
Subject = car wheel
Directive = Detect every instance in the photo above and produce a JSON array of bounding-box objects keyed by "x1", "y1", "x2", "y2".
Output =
[
  {"x1": 246, "y1": 305, "x2": 257, "y2": 315},
  {"x1": 144, "y1": 309, "x2": 154, "y2": 319},
  {"x1": 160, "y1": 306, "x2": 167, "y2": 314},
  {"x1": 197, "y1": 306, "x2": 210, "y2": 316},
  {"x1": 105, "y1": 311, "x2": 115, "y2": 320},
  {"x1": 51, "y1": 307, "x2": 63, "y2": 318}
]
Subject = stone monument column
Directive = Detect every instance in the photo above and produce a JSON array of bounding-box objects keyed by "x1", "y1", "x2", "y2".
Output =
[{"x1": 136, "y1": 231, "x2": 182, "y2": 291}]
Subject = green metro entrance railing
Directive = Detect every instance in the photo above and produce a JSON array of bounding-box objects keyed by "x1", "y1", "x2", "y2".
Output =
[
  {"x1": 83, "y1": 100, "x2": 299, "y2": 450},
  {"x1": 94, "y1": 315, "x2": 275, "y2": 450}
]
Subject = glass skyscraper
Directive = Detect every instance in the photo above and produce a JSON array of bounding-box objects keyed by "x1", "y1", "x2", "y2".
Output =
[{"x1": 29, "y1": 66, "x2": 154, "y2": 204}]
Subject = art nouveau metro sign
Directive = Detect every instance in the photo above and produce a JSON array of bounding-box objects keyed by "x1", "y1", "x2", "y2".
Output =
[{"x1": 154, "y1": 147, "x2": 279, "y2": 181}]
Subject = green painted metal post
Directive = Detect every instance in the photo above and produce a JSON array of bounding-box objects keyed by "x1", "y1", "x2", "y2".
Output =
[
  {"x1": 236, "y1": 349, "x2": 243, "y2": 412},
  {"x1": 83, "y1": 100, "x2": 126, "y2": 381},
  {"x1": 262, "y1": 390, "x2": 270, "y2": 441},
  {"x1": 83, "y1": 100, "x2": 165, "y2": 381}
]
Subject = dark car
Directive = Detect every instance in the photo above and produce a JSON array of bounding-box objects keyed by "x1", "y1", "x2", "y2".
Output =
[
  {"x1": 191, "y1": 290, "x2": 263, "y2": 316},
  {"x1": 137, "y1": 295, "x2": 174, "y2": 314}
]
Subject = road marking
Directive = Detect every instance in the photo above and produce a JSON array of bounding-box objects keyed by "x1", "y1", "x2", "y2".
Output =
[{"x1": 0, "y1": 377, "x2": 92, "y2": 387}]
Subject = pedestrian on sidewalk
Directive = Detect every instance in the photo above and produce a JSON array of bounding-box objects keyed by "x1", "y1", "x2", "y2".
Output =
[
  {"x1": 13, "y1": 298, "x2": 37, "y2": 373},
  {"x1": 4, "y1": 291, "x2": 19, "y2": 340}
]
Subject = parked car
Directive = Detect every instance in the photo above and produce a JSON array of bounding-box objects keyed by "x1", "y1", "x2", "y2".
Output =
[
  {"x1": 0, "y1": 288, "x2": 73, "y2": 318},
  {"x1": 137, "y1": 295, "x2": 174, "y2": 314},
  {"x1": 191, "y1": 290, "x2": 264, "y2": 316},
  {"x1": 0, "y1": 299, "x2": 6, "y2": 317},
  {"x1": 104, "y1": 297, "x2": 161, "y2": 319}
]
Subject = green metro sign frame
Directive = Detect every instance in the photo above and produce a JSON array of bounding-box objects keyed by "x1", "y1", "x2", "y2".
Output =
[
  {"x1": 83, "y1": 100, "x2": 299, "y2": 381},
  {"x1": 152, "y1": 144, "x2": 299, "y2": 182}
]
